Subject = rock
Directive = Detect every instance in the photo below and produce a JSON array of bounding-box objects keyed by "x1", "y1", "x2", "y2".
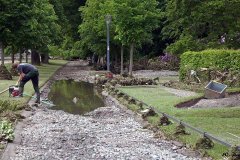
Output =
[
  {"x1": 141, "y1": 107, "x2": 156, "y2": 118},
  {"x1": 72, "y1": 97, "x2": 78, "y2": 104}
]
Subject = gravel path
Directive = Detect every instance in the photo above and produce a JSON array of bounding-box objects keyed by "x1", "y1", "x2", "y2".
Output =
[
  {"x1": 162, "y1": 86, "x2": 198, "y2": 97},
  {"x1": 3, "y1": 61, "x2": 205, "y2": 160}
]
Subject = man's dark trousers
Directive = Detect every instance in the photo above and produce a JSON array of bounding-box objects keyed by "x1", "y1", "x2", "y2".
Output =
[{"x1": 19, "y1": 70, "x2": 40, "y2": 102}]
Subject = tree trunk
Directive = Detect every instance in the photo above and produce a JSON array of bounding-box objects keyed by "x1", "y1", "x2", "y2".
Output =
[
  {"x1": 0, "y1": 41, "x2": 4, "y2": 65},
  {"x1": 26, "y1": 52, "x2": 28, "y2": 63},
  {"x1": 41, "y1": 53, "x2": 49, "y2": 64},
  {"x1": 0, "y1": 42, "x2": 12, "y2": 80},
  {"x1": 31, "y1": 49, "x2": 41, "y2": 65},
  {"x1": 115, "y1": 50, "x2": 118, "y2": 66},
  {"x1": 19, "y1": 51, "x2": 23, "y2": 63},
  {"x1": 129, "y1": 43, "x2": 134, "y2": 76},
  {"x1": 121, "y1": 45, "x2": 124, "y2": 75},
  {"x1": 11, "y1": 53, "x2": 15, "y2": 64}
]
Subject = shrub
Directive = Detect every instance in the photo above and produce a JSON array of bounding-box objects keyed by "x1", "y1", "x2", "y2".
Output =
[{"x1": 179, "y1": 49, "x2": 240, "y2": 83}]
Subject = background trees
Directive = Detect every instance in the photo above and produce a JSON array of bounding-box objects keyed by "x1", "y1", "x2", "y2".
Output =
[
  {"x1": 1, "y1": 0, "x2": 240, "y2": 76},
  {"x1": 0, "y1": 0, "x2": 60, "y2": 66},
  {"x1": 162, "y1": 0, "x2": 240, "y2": 54},
  {"x1": 78, "y1": 0, "x2": 160, "y2": 75}
]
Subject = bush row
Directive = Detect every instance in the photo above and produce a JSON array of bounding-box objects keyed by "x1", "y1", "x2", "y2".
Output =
[{"x1": 180, "y1": 49, "x2": 240, "y2": 83}]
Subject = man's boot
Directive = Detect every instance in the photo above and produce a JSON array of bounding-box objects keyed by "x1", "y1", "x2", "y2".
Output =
[{"x1": 35, "y1": 93, "x2": 40, "y2": 104}]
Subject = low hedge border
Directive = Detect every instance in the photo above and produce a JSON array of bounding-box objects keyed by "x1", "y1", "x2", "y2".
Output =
[{"x1": 180, "y1": 49, "x2": 240, "y2": 85}]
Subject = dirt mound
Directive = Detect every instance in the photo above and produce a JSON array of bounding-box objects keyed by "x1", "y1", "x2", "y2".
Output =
[
  {"x1": 10, "y1": 67, "x2": 18, "y2": 76},
  {"x1": 176, "y1": 93, "x2": 240, "y2": 109},
  {"x1": 0, "y1": 65, "x2": 12, "y2": 80},
  {"x1": 191, "y1": 94, "x2": 240, "y2": 108}
]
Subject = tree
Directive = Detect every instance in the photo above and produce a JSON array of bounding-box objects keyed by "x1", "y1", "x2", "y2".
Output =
[
  {"x1": 0, "y1": 0, "x2": 61, "y2": 66},
  {"x1": 28, "y1": 0, "x2": 60, "y2": 64},
  {"x1": 79, "y1": 0, "x2": 107, "y2": 57},
  {"x1": 48, "y1": 0, "x2": 86, "y2": 59},
  {"x1": 113, "y1": 0, "x2": 160, "y2": 75},
  {"x1": 0, "y1": 42, "x2": 4, "y2": 65},
  {"x1": 162, "y1": 0, "x2": 240, "y2": 54}
]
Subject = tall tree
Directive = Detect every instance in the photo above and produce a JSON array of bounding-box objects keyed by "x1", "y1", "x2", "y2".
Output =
[
  {"x1": 113, "y1": 0, "x2": 160, "y2": 75},
  {"x1": 48, "y1": 0, "x2": 86, "y2": 59},
  {"x1": 79, "y1": 0, "x2": 109, "y2": 57}
]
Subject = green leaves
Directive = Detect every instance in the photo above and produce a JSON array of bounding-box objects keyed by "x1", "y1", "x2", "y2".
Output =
[
  {"x1": 0, "y1": 0, "x2": 61, "y2": 56},
  {"x1": 179, "y1": 49, "x2": 240, "y2": 81},
  {"x1": 78, "y1": 0, "x2": 160, "y2": 57},
  {"x1": 0, "y1": 120, "x2": 14, "y2": 142},
  {"x1": 113, "y1": 0, "x2": 160, "y2": 45},
  {"x1": 163, "y1": 0, "x2": 240, "y2": 54}
]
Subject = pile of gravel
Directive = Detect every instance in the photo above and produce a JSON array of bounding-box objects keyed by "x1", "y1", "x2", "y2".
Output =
[{"x1": 133, "y1": 70, "x2": 179, "y2": 79}]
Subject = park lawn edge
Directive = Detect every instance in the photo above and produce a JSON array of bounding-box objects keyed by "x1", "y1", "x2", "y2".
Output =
[
  {"x1": 0, "y1": 60, "x2": 67, "y2": 116},
  {"x1": 115, "y1": 86, "x2": 235, "y2": 160}
]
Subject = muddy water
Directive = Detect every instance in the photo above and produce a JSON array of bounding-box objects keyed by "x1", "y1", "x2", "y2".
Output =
[{"x1": 48, "y1": 80, "x2": 104, "y2": 115}]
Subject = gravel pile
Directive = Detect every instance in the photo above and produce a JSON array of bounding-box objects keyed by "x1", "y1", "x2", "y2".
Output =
[
  {"x1": 4, "y1": 61, "x2": 205, "y2": 160},
  {"x1": 133, "y1": 70, "x2": 179, "y2": 79}
]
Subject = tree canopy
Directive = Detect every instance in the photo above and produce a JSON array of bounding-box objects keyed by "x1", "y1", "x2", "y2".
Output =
[
  {"x1": 162, "y1": 0, "x2": 240, "y2": 54},
  {"x1": 1, "y1": 0, "x2": 240, "y2": 66}
]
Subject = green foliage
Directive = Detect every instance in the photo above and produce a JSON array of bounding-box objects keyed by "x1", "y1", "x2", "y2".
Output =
[
  {"x1": 0, "y1": 0, "x2": 61, "y2": 58},
  {"x1": 78, "y1": 0, "x2": 160, "y2": 59},
  {"x1": 166, "y1": 35, "x2": 204, "y2": 55},
  {"x1": 113, "y1": 0, "x2": 160, "y2": 46},
  {"x1": 0, "y1": 100, "x2": 19, "y2": 112},
  {"x1": 179, "y1": 49, "x2": 240, "y2": 81},
  {"x1": 0, "y1": 120, "x2": 14, "y2": 142},
  {"x1": 78, "y1": 0, "x2": 109, "y2": 56},
  {"x1": 62, "y1": 0, "x2": 86, "y2": 40},
  {"x1": 162, "y1": 0, "x2": 240, "y2": 54}
]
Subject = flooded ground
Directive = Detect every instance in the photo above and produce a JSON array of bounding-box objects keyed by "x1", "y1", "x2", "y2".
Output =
[
  {"x1": 3, "y1": 61, "x2": 203, "y2": 160},
  {"x1": 48, "y1": 80, "x2": 104, "y2": 115}
]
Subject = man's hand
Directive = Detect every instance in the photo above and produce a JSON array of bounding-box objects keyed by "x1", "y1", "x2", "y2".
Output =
[
  {"x1": 20, "y1": 73, "x2": 25, "y2": 80},
  {"x1": 16, "y1": 73, "x2": 25, "y2": 85}
]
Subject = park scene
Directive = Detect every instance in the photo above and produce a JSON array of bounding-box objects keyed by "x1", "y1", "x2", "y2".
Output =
[{"x1": 0, "y1": 0, "x2": 240, "y2": 159}]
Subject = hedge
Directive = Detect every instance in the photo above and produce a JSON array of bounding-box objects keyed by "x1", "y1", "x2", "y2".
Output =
[{"x1": 179, "y1": 49, "x2": 240, "y2": 81}]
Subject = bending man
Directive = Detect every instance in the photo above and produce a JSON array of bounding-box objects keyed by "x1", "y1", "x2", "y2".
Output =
[{"x1": 12, "y1": 63, "x2": 40, "y2": 103}]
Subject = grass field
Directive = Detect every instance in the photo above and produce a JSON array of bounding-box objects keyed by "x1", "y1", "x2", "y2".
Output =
[
  {"x1": 0, "y1": 60, "x2": 67, "y2": 104},
  {"x1": 119, "y1": 86, "x2": 240, "y2": 159}
]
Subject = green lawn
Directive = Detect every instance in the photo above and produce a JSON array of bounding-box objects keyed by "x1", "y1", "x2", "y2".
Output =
[
  {"x1": 0, "y1": 60, "x2": 67, "y2": 104},
  {"x1": 119, "y1": 86, "x2": 240, "y2": 159}
]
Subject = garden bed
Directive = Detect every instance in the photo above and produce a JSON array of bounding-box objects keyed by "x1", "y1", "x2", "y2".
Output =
[{"x1": 176, "y1": 92, "x2": 240, "y2": 109}]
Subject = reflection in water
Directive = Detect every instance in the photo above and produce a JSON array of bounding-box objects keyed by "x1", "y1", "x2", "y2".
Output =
[{"x1": 48, "y1": 80, "x2": 104, "y2": 115}]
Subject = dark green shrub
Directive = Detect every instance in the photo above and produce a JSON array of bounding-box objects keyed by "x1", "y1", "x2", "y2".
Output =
[{"x1": 180, "y1": 49, "x2": 240, "y2": 82}]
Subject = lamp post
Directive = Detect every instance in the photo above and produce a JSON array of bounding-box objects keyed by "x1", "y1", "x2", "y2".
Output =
[{"x1": 105, "y1": 15, "x2": 111, "y2": 71}]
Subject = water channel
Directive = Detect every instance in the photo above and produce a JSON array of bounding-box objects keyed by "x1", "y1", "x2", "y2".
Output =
[{"x1": 48, "y1": 80, "x2": 104, "y2": 115}]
